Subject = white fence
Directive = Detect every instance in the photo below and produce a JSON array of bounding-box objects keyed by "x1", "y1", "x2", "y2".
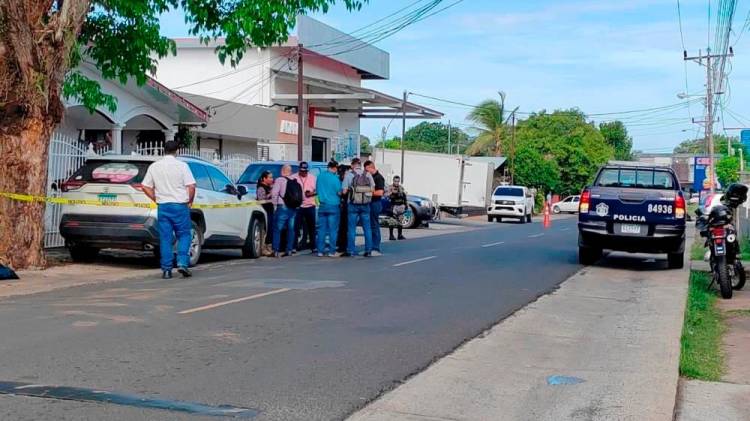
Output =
[
  {"x1": 45, "y1": 132, "x2": 111, "y2": 248},
  {"x1": 133, "y1": 141, "x2": 256, "y2": 181}
]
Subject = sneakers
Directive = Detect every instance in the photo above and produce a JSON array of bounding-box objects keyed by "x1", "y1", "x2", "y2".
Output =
[
  {"x1": 370, "y1": 250, "x2": 383, "y2": 257},
  {"x1": 317, "y1": 253, "x2": 325, "y2": 257},
  {"x1": 363, "y1": 252, "x2": 372, "y2": 257},
  {"x1": 389, "y1": 235, "x2": 396, "y2": 241},
  {"x1": 341, "y1": 252, "x2": 353, "y2": 257},
  {"x1": 162, "y1": 271, "x2": 172, "y2": 279},
  {"x1": 177, "y1": 267, "x2": 192, "y2": 278},
  {"x1": 398, "y1": 235, "x2": 406, "y2": 240}
]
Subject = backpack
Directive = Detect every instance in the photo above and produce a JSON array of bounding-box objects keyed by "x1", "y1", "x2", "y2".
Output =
[
  {"x1": 350, "y1": 172, "x2": 373, "y2": 205},
  {"x1": 283, "y1": 177, "x2": 303, "y2": 209}
]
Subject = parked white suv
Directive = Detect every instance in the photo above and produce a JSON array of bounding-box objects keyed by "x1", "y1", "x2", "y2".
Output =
[
  {"x1": 487, "y1": 185, "x2": 534, "y2": 223},
  {"x1": 58, "y1": 155, "x2": 267, "y2": 265},
  {"x1": 551, "y1": 195, "x2": 580, "y2": 214}
]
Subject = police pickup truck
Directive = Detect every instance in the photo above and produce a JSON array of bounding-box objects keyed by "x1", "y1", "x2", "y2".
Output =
[{"x1": 578, "y1": 162, "x2": 686, "y2": 268}]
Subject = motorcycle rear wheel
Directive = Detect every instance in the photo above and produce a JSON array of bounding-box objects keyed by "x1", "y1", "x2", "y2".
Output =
[{"x1": 717, "y1": 260, "x2": 733, "y2": 299}]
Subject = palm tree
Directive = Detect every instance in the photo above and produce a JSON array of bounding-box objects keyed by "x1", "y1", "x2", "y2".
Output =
[{"x1": 465, "y1": 92, "x2": 510, "y2": 156}]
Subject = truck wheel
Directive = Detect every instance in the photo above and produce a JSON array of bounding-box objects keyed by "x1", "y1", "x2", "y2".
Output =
[
  {"x1": 242, "y1": 217, "x2": 264, "y2": 259},
  {"x1": 733, "y1": 261, "x2": 746, "y2": 290},
  {"x1": 69, "y1": 245, "x2": 100, "y2": 263},
  {"x1": 717, "y1": 260, "x2": 733, "y2": 299},
  {"x1": 526, "y1": 212, "x2": 532, "y2": 223},
  {"x1": 667, "y1": 252, "x2": 684, "y2": 269},
  {"x1": 579, "y1": 247, "x2": 601, "y2": 265},
  {"x1": 496, "y1": 217, "x2": 503, "y2": 223},
  {"x1": 487, "y1": 215, "x2": 493, "y2": 222}
]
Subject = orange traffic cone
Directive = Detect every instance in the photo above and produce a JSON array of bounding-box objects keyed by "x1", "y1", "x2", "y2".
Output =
[{"x1": 543, "y1": 202, "x2": 551, "y2": 228}]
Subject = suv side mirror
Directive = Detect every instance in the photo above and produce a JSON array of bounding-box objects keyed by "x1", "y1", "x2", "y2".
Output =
[
  {"x1": 225, "y1": 184, "x2": 238, "y2": 195},
  {"x1": 237, "y1": 185, "x2": 248, "y2": 198}
]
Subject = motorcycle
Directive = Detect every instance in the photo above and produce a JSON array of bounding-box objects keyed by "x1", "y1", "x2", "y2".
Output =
[{"x1": 695, "y1": 183, "x2": 748, "y2": 299}]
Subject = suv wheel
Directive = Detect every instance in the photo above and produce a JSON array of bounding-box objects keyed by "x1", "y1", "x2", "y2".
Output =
[
  {"x1": 526, "y1": 212, "x2": 532, "y2": 223},
  {"x1": 487, "y1": 215, "x2": 493, "y2": 222},
  {"x1": 579, "y1": 246, "x2": 601, "y2": 265},
  {"x1": 187, "y1": 220, "x2": 203, "y2": 267},
  {"x1": 242, "y1": 217, "x2": 264, "y2": 259},
  {"x1": 69, "y1": 245, "x2": 100, "y2": 263},
  {"x1": 667, "y1": 252, "x2": 684, "y2": 269}
]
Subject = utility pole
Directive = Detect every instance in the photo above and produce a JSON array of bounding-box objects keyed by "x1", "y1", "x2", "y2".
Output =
[
  {"x1": 400, "y1": 90, "x2": 408, "y2": 181},
  {"x1": 447, "y1": 120, "x2": 452, "y2": 155},
  {"x1": 297, "y1": 44, "x2": 304, "y2": 161},
  {"x1": 685, "y1": 47, "x2": 733, "y2": 194},
  {"x1": 510, "y1": 111, "x2": 516, "y2": 184},
  {"x1": 381, "y1": 126, "x2": 386, "y2": 164}
]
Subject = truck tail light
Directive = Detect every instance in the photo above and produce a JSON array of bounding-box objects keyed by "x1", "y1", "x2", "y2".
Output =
[
  {"x1": 579, "y1": 190, "x2": 590, "y2": 213},
  {"x1": 61, "y1": 180, "x2": 86, "y2": 192},
  {"x1": 675, "y1": 194, "x2": 686, "y2": 219}
]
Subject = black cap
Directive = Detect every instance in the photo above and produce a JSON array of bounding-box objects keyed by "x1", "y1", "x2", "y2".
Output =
[
  {"x1": 328, "y1": 160, "x2": 339, "y2": 168},
  {"x1": 299, "y1": 161, "x2": 309, "y2": 171}
]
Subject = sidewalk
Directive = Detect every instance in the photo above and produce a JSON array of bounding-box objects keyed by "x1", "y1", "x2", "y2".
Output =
[{"x1": 349, "y1": 253, "x2": 689, "y2": 421}]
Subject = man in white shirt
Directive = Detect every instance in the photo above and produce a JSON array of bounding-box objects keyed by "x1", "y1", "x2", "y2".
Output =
[{"x1": 141, "y1": 141, "x2": 196, "y2": 279}]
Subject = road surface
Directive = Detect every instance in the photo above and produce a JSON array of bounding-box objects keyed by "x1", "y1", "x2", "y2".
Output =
[{"x1": 0, "y1": 218, "x2": 580, "y2": 420}]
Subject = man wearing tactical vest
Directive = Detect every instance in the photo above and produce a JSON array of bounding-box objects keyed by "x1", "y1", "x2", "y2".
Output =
[{"x1": 341, "y1": 158, "x2": 375, "y2": 257}]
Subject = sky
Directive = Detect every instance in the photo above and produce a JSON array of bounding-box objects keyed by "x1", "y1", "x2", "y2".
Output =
[{"x1": 159, "y1": 0, "x2": 750, "y2": 154}]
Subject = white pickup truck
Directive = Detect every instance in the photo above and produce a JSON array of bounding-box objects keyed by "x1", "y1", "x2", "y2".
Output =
[{"x1": 487, "y1": 185, "x2": 534, "y2": 223}]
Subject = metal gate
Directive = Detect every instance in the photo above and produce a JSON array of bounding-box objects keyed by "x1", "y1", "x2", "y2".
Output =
[{"x1": 44, "y1": 131, "x2": 108, "y2": 248}]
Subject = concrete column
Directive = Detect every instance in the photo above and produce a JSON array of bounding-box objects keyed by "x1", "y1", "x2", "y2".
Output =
[
  {"x1": 111, "y1": 124, "x2": 124, "y2": 154},
  {"x1": 163, "y1": 128, "x2": 177, "y2": 141}
]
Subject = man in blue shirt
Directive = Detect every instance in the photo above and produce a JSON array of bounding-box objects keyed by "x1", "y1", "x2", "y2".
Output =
[{"x1": 315, "y1": 161, "x2": 342, "y2": 257}]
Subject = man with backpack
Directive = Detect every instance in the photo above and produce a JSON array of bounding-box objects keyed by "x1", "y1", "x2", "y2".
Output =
[
  {"x1": 342, "y1": 158, "x2": 375, "y2": 257},
  {"x1": 271, "y1": 164, "x2": 302, "y2": 257}
]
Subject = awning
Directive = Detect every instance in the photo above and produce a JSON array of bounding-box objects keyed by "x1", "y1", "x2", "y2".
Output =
[{"x1": 272, "y1": 71, "x2": 443, "y2": 120}]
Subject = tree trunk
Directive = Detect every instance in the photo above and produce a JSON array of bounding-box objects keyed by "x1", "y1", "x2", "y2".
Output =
[{"x1": 0, "y1": 118, "x2": 55, "y2": 269}]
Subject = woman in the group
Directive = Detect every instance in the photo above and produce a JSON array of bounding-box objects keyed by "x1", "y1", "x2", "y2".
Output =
[{"x1": 256, "y1": 170, "x2": 275, "y2": 256}]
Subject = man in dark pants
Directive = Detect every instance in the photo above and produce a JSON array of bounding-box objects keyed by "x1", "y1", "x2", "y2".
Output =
[
  {"x1": 336, "y1": 164, "x2": 349, "y2": 253},
  {"x1": 141, "y1": 141, "x2": 196, "y2": 279},
  {"x1": 365, "y1": 160, "x2": 385, "y2": 255},
  {"x1": 292, "y1": 162, "x2": 317, "y2": 252}
]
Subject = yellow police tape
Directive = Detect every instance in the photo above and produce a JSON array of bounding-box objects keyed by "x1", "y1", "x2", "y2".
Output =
[{"x1": 0, "y1": 192, "x2": 266, "y2": 210}]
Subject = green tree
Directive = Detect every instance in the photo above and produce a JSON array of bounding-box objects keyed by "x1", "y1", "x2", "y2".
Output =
[
  {"x1": 465, "y1": 93, "x2": 511, "y2": 156},
  {"x1": 716, "y1": 156, "x2": 740, "y2": 186},
  {"x1": 402, "y1": 122, "x2": 469, "y2": 153},
  {"x1": 599, "y1": 121, "x2": 633, "y2": 160},
  {"x1": 0, "y1": 0, "x2": 367, "y2": 269},
  {"x1": 673, "y1": 134, "x2": 740, "y2": 155},
  {"x1": 513, "y1": 143, "x2": 560, "y2": 193},
  {"x1": 516, "y1": 109, "x2": 614, "y2": 195},
  {"x1": 360, "y1": 135, "x2": 372, "y2": 156}
]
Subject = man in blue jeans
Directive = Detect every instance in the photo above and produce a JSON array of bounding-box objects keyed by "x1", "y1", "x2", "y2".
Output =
[
  {"x1": 365, "y1": 160, "x2": 386, "y2": 255},
  {"x1": 141, "y1": 141, "x2": 196, "y2": 279},
  {"x1": 315, "y1": 161, "x2": 342, "y2": 256},
  {"x1": 271, "y1": 164, "x2": 297, "y2": 257},
  {"x1": 342, "y1": 158, "x2": 375, "y2": 257}
]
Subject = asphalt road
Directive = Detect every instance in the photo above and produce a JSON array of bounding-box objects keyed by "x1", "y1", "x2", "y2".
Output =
[{"x1": 0, "y1": 218, "x2": 580, "y2": 421}]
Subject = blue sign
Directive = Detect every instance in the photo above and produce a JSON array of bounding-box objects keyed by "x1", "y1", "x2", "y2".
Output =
[
  {"x1": 693, "y1": 156, "x2": 711, "y2": 192},
  {"x1": 742, "y1": 130, "x2": 750, "y2": 148}
]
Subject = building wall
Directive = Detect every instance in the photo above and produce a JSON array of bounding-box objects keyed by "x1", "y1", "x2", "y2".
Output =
[{"x1": 154, "y1": 47, "x2": 270, "y2": 106}]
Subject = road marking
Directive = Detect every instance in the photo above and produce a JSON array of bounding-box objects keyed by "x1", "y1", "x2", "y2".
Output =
[
  {"x1": 560, "y1": 227, "x2": 571, "y2": 231},
  {"x1": 393, "y1": 256, "x2": 437, "y2": 267},
  {"x1": 481, "y1": 241, "x2": 506, "y2": 248},
  {"x1": 178, "y1": 288, "x2": 291, "y2": 315},
  {"x1": 528, "y1": 233, "x2": 545, "y2": 238}
]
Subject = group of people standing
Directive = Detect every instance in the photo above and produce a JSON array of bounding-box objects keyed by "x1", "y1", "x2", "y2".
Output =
[{"x1": 256, "y1": 158, "x2": 409, "y2": 258}]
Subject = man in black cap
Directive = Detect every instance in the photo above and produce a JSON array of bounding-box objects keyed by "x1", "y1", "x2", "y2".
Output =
[{"x1": 291, "y1": 161, "x2": 317, "y2": 252}]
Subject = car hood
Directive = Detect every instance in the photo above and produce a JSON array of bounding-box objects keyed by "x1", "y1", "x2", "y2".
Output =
[{"x1": 492, "y1": 195, "x2": 525, "y2": 201}]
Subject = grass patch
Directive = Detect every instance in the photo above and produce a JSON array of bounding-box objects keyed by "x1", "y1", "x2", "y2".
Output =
[
  {"x1": 680, "y1": 271, "x2": 725, "y2": 381},
  {"x1": 727, "y1": 309, "x2": 750, "y2": 317},
  {"x1": 691, "y1": 238, "x2": 706, "y2": 261}
]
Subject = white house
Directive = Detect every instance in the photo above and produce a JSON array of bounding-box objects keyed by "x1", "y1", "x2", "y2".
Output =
[
  {"x1": 154, "y1": 15, "x2": 442, "y2": 162},
  {"x1": 58, "y1": 61, "x2": 208, "y2": 154}
]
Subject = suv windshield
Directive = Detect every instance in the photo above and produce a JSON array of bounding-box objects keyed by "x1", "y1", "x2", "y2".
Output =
[
  {"x1": 494, "y1": 187, "x2": 524, "y2": 196},
  {"x1": 596, "y1": 168, "x2": 676, "y2": 189},
  {"x1": 238, "y1": 164, "x2": 299, "y2": 185},
  {"x1": 67, "y1": 160, "x2": 150, "y2": 184}
]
